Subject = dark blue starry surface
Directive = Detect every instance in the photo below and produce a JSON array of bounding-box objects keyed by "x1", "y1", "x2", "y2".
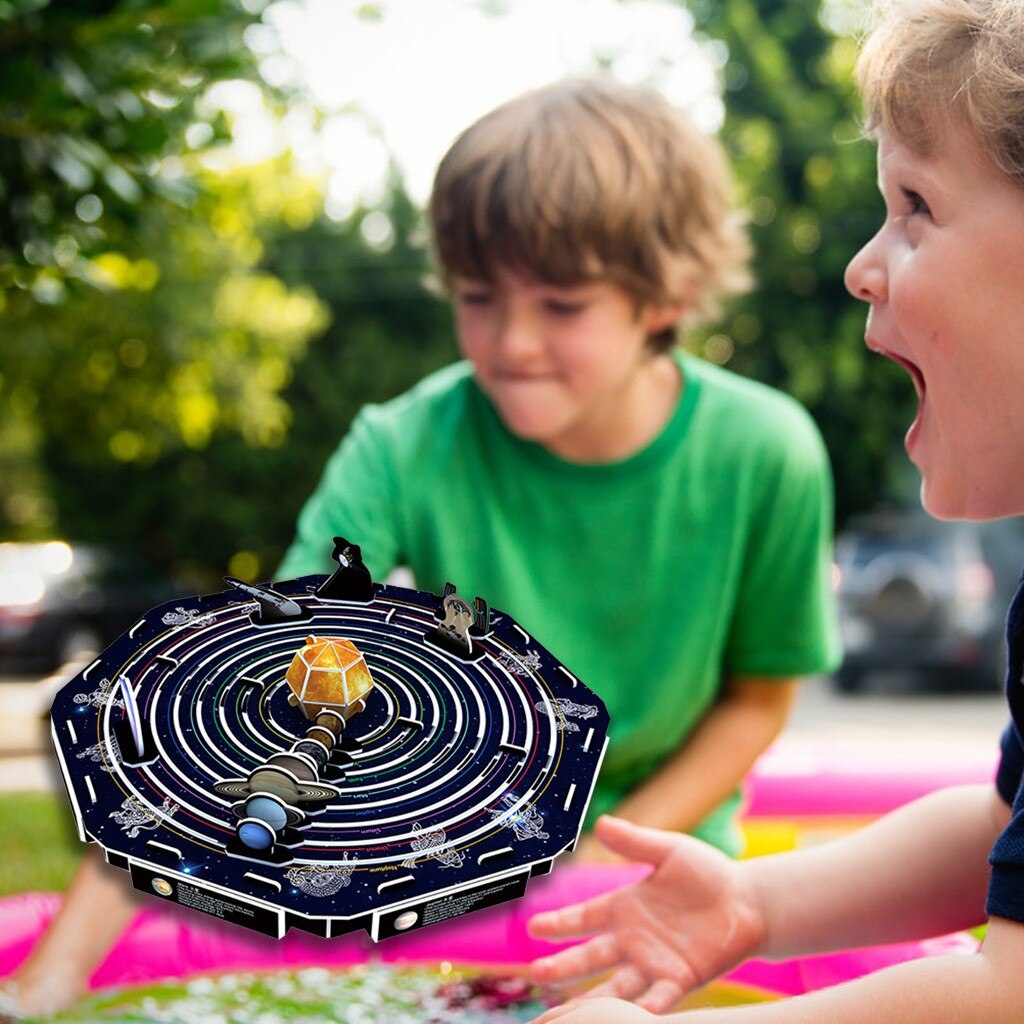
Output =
[{"x1": 51, "y1": 576, "x2": 609, "y2": 940}]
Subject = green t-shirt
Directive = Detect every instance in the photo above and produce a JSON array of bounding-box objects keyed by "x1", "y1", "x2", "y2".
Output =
[{"x1": 278, "y1": 353, "x2": 841, "y2": 855}]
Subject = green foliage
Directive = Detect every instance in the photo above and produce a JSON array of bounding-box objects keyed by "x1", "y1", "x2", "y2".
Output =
[
  {"x1": 684, "y1": 0, "x2": 918, "y2": 523},
  {"x1": 35, "y1": 176, "x2": 455, "y2": 584},
  {"x1": 0, "y1": 791, "x2": 82, "y2": 896},
  {"x1": 0, "y1": 1, "x2": 334, "y2": 571},
  {"x1": 0, "y1": 0, "x2": 268, "y2": 301},
  {"x1": 8, "y1": 157, "x2": 328, "y2": 462},
  {"x1": 1, "y1": 155, "x2": 331, "y2": 556}
]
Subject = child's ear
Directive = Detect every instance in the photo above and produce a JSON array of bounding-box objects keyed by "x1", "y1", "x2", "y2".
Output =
[{"x1": 642, "y1": 299, "x2": 688, "y2": 336}]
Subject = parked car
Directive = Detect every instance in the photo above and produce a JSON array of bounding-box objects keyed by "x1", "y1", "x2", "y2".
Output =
[
  {"x1": 833, "y1": 511, "x2": 1024, "y2": 692},
  {"x1": 0, "y1": 541, "x2": 181, "y2": 673}
]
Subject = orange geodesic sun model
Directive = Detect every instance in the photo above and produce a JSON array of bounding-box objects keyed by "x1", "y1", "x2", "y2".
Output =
[{"x1": 284, "y1": 635, "x2": 375, "y2": 721}]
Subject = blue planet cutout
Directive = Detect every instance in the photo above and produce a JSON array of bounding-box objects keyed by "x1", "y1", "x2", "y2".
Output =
[
  {"x1": 238, "y1": 819, "x2": 275, "y2": 850},
  {"x1": 246, "y1": 795, "x2": 289, "y2": 831}
]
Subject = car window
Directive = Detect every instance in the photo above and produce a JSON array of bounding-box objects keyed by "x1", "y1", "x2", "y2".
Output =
[{"x1": 849, "y1": 535, "x2": 943, "y2": 568}]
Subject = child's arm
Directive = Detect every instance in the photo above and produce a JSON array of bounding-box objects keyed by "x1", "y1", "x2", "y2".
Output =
[
  {"x1": 574, "y1": 676, "x2": 797, "y2": 862},
  {"x1": 744, "y1": 783, "x2": 1005, "y2": 958},
  {"x1": 613, "y1": 675, "x2": 797, "y2": 831},
  {"x1": 535, "y1": 919, "x2": 1024, "y2": 1024},
  {"x1": 531, "y1": 786, "x2": 1008, "y2": 1017}
]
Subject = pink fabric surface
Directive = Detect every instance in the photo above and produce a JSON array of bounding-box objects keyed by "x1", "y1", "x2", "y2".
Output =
[
  {"x1": 730, "y1": 932, "x2": 979, "y2": 997},
  {"x1": 0, "y1": 893, "x2": 62, "y2": 979},
  {"x1": 0, "y1": 890, "x2": 369, "y2": 987},
  {"x1": 746, "y1": 746, "x2": 999, "y2": 817},
  {"x1": 0, "y1": 867, "x2": 649, "y2": 988},
  {"x1": 0, "y1": 866, "x2": 979, "y2": 997}
]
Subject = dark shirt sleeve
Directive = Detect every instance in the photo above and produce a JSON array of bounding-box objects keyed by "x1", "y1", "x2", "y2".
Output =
[
  {"x1": 995, "y1": 723, "x2": 1024, "y2": 807},
  {"x1": 987, "y1": 723, "x2": 1024, "y2": 922}
]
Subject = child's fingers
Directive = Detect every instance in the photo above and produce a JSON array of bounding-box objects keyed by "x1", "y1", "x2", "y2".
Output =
[
  {"x1": 593, "y1": 815, "x2": 680, "y2": 867},
  {"x1": 528, "y1": 890, "x2": 616, "y2": 940},
  {"x1": 530, "y1": 933, "x2": 620, "y2": 984},
  {"x1": 636, "y1": 978, "x2": 686, "y2": 1014},
  {"x1": 576, "y1": 964, "x2": 647, "y2": 1002}
]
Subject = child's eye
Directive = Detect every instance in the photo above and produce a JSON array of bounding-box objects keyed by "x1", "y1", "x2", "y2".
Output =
[
  {"x1": 458, "y1": 291, "x2": 494, "y2": 307},
  {"x1": 544, "y1": 300, "x2": 586, "y2": 316},
  {"x1": 901, "y1": 187, "x2": 931, "y2": 216}
]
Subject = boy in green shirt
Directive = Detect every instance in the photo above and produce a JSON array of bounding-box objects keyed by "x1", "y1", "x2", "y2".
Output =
[{"x1": 279, "y1": 77, "x2": 840, "y2": 857}]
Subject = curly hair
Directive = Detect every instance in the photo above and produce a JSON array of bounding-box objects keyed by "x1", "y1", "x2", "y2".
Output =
[{"x1": 857, "y1": 0, "x2": 1024, "y2": 185}]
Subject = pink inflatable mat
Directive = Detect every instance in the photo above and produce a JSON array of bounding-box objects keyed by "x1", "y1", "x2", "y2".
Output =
[
  {"x1": 746, "y1": 741, "x2": 999, "y2": 818},
  {"x1": 0, "y1": 865, "x2": 977, "y2": 999}
]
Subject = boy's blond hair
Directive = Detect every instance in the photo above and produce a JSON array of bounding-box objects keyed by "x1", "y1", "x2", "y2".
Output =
[
  {"x1": 429, "y1": 78, "x2": 750, "y2": 347},
  {"x1": 857, "y1": 0, "x2": 1024, "y2": 186}
]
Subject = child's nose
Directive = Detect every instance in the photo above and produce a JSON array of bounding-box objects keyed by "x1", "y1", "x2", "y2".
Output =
[
  {"x1": 844, "y1": 233, "x2": 887, "y2": 304},
  {"x1": 495, "y1": 310, "x2": 542, "y2": 360}
]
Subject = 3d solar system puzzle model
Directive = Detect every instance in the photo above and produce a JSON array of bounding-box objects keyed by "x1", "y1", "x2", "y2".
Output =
[{"x1": 50, "y1": 538, "x2": 610, "y2": 940}]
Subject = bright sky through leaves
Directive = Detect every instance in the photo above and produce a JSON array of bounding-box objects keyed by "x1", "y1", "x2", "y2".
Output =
[{"x1": 217, "y1": 0, "x2": 719, "y2": 215}]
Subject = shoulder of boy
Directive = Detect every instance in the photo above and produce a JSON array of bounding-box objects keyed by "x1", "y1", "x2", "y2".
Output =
[
  {"x1": 367, "y1": 360, "x2": 473, "y2": 418},
  {"x1": 687, "y1": 355, "x2": 828, "y2": 470},
  {"x1": 352, "y1": 361, "x2": 476, "y2": 444}
]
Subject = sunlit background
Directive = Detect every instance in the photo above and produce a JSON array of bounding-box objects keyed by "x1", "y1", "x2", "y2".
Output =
[
  {"x1": 0, "y1": 0, "x2": 962, "y2": 607},
  {"x1": 248, "y1": 0, "x2": 720, "y2": 211}
]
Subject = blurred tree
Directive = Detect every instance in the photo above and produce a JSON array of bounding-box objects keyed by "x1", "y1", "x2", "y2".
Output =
[
  {"x1": 177, "y1": 176, "x2": 455, "y2": 584},
  {"x1": 38, "y1": 173, "x2": 455, "y2": 585},
  {"x1": 12, "y1": 156, "x2": 327, "y2": 466},
  {"x1": 0, "y1": 0, "x2": 268, "y2": 299},
  {"x1": 252, "y1": 175, "x2": 457, "y2": 574},
  {"x1": 682, "y1": 0, "x2": 918, "y2": 523},
  {"x1": 0, "y1": 0, "x2": 339, "y2": 576},
  {"x1": 11, "y1": 155, "x2": 331, "y2": 569}
]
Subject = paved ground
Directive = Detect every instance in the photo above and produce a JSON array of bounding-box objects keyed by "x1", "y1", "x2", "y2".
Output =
[
  {"x1": 790, "y1": 673, "x2": 1006, "y2": 749},
  {"x1": 766, "y1": 674, "x2": 1007, "y2": 792},
  {"x1": 0, "y1": 665, "x2": 1010, "y2": 793},
  {"x1": 0, "y1": 663, "x2": 81, "y2": 792}
]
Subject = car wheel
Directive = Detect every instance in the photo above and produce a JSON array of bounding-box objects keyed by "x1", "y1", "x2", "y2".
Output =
[
  {"x1": 834, "y1": 666, "x2": 864, "y2": 694},
  {"x1": 973, "y1": 665, "x2": 1004, "y2": 692},
  {"x1": 56, "y1": 624, "x2": 103, "y2": 669}
]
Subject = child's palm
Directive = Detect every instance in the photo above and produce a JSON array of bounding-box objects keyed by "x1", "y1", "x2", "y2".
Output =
[{"x1": 529, "y1": 817, "x2": 765, "y2": 1014}]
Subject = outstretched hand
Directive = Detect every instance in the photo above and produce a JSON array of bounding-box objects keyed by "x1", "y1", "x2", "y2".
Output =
[{"x1": 528, "y1": 816, "x2": 767, "y2": 1017}]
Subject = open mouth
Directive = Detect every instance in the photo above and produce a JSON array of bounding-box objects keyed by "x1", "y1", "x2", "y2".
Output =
[
  {"x1": 874, "y1": 346, "x2": 926, "y2": 401},
  {"x1": 869, "y1": 342, "x2": 928, "y2": 456}
]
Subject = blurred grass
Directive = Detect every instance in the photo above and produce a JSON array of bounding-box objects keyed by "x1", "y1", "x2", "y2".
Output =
[{"x1": 0, "y1": 792, "x2": 82, "y2": 896}]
